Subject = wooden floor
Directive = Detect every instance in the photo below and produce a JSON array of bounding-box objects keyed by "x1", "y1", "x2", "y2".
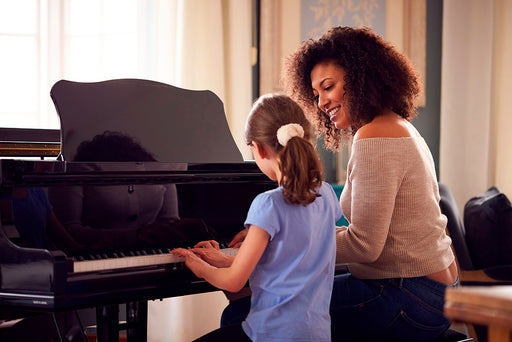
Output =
[
  {"x1": 50, "y1": 335, "x2": 127, "y2": 342},
  {"x1": 86, "y1": 335, "x2": 127, "y2": 342}
]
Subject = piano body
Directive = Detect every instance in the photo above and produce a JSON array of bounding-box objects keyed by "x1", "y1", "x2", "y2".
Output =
[{"x1": 0, "y1": 79, "x2": 276, "y2": 341}]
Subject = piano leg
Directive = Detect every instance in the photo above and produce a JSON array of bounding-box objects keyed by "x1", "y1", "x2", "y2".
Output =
[
  {"x1": 127, "y1": 301, "x2": 148, "y2": 342},
  {"x1": 96, "y1": 305, "x2": 119, "y2": 342},
  {"x1": 94, "y1": 302, "x2": 148, "y2": 342}
]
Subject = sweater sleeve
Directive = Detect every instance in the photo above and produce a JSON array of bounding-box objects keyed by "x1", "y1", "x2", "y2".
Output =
[{"x1": 336, "y1": 139, "x2": 405, "y2": 264}]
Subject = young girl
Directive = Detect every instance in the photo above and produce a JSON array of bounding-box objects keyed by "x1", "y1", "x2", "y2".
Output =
[{"x1": 172, "y1": 93, "x2": 342, "y2": 342}]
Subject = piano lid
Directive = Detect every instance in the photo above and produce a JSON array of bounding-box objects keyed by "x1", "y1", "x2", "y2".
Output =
[{"x1": 50, "y1": 79, "x2": 243, "y2": 163}]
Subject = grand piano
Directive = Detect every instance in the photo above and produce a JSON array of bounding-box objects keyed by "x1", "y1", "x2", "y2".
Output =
[{"x1": 0, "y1": 79, "x2": 276, "y2": 341}]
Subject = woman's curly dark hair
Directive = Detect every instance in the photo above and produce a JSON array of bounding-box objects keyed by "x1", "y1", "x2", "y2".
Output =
[{"x1": 282, "y1": 26, "x2": 420, "y2": 150}]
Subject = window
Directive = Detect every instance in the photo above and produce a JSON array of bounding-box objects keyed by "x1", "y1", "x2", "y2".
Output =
[
  {"x1": 0, "y1": 0, "x2": 42, "y2": 128},
  {"x1": 0, "y1": 0, "x2": 152, "y2": 129}
]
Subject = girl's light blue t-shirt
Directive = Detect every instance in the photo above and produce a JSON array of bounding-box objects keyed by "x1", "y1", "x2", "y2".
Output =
[{"x1": 242, "y1": 182, "x2": 342, "y2": 342}]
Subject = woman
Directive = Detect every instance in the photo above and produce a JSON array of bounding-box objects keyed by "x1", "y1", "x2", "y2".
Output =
[{"x1": 282, "y1": 26, "x2": 457, "y2": 341}]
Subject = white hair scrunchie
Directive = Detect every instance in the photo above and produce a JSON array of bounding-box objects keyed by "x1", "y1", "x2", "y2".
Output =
[{"x1": 276, "y1": 123, "x2": 304, "y2": 146}]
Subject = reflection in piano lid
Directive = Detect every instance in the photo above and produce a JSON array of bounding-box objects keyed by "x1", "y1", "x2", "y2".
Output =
[{"x1": 50, "y1": 79, "x2": 245, "y2": 164}]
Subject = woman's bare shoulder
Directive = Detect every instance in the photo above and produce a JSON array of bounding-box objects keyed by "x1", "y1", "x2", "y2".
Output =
[{"x1": 354, "y1": 112, "x2": 419, "y2": 142}]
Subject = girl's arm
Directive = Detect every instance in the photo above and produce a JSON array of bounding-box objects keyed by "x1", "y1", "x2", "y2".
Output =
[{"x1": 172, "y1": 225, "x2": 269, "y2": 293}]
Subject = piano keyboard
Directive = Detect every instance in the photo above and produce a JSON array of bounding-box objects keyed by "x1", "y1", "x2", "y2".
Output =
[{"x1": 71, "y1": 247, "x2": 239, "y2": 273}]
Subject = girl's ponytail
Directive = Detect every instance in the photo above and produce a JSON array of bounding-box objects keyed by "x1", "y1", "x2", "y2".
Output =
[{"x1": 279, "y1": 135, "x2": 323, "y2": 205}]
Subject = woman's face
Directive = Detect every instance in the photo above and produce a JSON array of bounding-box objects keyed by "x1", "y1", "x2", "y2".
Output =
[{"x1": 310, "y1": 60, "x2": 351, "y2": 129}]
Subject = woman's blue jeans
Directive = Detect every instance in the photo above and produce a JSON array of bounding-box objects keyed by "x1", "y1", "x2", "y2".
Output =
[{"x1": 330, "y1": 274, "x2": 458, "y2": 341}]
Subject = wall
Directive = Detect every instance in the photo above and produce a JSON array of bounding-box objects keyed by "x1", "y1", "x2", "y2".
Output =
[
  {"x1": 415, "y1": 0, "x2": 443, "y2": 178},
  {"x1": 491, "y1": 0, "x2": 512, "y2": 197},
  {"x1": 440, "y1": 0, "x2": 512, "y2": 211}
]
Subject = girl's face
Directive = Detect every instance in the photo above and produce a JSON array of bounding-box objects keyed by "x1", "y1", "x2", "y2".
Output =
[{"x1": 310, "y1": 60, "x2": 352, "y2": 130}]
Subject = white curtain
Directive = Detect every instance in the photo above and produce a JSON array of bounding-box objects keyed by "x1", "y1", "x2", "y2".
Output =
[
  {"x1": 146, "y1": 1, "x2": 253, "y2": 341},
  {"x1": 152, "y1": 0, "x2": 253, "y2": 160},
  {"x1": 440, "y1": 0, "x2": 512, "y2": 212}
]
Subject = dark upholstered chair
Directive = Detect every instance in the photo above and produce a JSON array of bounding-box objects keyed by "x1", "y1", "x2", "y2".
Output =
[
  {"x1": 439, "y1": 183, "x2": 512, "y2": 342},
  {"x1": 439, "y1": 183, "x2": 512, "y2": 286}
]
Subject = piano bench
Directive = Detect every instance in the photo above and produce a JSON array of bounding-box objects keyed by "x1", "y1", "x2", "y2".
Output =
[{"x1": 332, "y1": 328, "x2": 473, "y2": 342}]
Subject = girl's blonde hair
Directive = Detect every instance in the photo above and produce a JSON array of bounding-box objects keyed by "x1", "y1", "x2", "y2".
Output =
[{"x1": 245, "y1": 94, "x2": 323, "y2": 206}]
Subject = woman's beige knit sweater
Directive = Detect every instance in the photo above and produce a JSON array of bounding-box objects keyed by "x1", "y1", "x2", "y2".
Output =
[{"x1": 337, "y1": 137, "x2": 455, "y2": 279}]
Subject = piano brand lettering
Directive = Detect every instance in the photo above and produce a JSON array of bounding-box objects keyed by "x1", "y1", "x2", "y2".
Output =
[{"x1": 32, "y1": 300, "x2": 48, "y2": 305}]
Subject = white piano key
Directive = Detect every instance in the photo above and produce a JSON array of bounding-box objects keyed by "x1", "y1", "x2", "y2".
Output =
[{"x1": 72, "y1": 247, "x2": 239, "y2": 273}]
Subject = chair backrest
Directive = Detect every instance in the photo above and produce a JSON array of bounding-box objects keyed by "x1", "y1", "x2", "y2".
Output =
[
  {"x1": 438, "y1": 183, "x2": 474, "y2": 271},
  {"x1": 50, "y1": 78, "x2": 243, "y2": 163},
  {"x1": 464, "y1": 186, "x2": 512, "y2": 269}
]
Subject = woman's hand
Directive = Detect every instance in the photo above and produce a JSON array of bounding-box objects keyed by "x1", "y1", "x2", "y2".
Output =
[
  {"x1": 228, "y1": 229, "x2": 248, "y2": 248},
  {"x1": 194, "y1": 240, "x2": 220, "y2": 250}
]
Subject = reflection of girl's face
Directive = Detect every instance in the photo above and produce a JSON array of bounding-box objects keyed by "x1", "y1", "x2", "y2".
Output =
[{"x1": 310, "y1": 60, "x2": 352, "y2": 130}]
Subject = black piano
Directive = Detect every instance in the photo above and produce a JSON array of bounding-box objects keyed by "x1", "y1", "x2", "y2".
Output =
[{"x1": 0, "y1": 79, "x2": 276, "y2": 342}]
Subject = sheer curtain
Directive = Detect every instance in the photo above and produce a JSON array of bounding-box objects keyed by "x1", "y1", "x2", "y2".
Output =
[
  {"x1": 440, "y1": 0, "x2": 512, "y2": 212},
  {"x1": 152, "y1": 0, "x2": 253, "y2": 160},
  {"x1": 147, "y1": 1, "x2": 253, "y2": 341}
]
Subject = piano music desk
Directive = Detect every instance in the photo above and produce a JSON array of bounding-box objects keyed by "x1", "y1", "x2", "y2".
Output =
[{"x1": 444, "y1": 285, "x2": 512, "y2": 342}]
